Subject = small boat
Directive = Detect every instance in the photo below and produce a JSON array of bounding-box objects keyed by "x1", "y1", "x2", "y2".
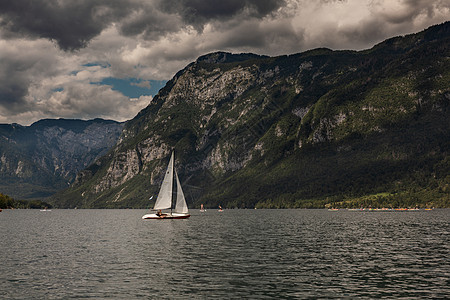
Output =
[
  {"x1": 40, "y1": 207, "x2": 51, "y2": 212},
  {"x1": 142, "y1": 151, "x2": 190, "y2": 220}
]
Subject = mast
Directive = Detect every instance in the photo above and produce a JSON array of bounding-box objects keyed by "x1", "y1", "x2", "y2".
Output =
[{"x1": 171, "y1": 150, "x2": 175, "y2": 214}]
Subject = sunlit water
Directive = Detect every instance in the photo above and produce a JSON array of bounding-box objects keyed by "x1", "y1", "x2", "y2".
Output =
[{"x1": 1, "y1": 209, "x2": 449, "y2": 299}]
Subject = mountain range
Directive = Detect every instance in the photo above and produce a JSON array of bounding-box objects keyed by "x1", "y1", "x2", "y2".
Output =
[
  {"x1": 0, "y1": 119, "x2": 124, "y2": 199},
  {"x1": 2, "y1": 22, "x2": 449, "y2": 208}
]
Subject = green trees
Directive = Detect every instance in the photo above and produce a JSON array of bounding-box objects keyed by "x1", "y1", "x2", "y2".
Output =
[
  {"x1": 0, "y1": 193, "x2": 14, "y2": 208},
  {"x1": 0, "y1": 192, "x2": 52, "y2": 209}
]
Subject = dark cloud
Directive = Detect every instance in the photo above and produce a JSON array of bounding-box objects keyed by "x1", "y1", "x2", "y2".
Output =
[
  {"x1": 119, "y1": 0, "x2": 288, "y2": 41},
  {"x1": 0, "y1": 83, "x2": 28, "y2": 111},
  {"x1": 209, "y1": 18, "x2": 303, "y2": 52},
  {"x1": 119, "y1": 5, "x2": 182, "y2": 40},
  {"x1": 0, "y1": 0, "x2": 287, "y2": 51},
  {"x1": 0, "y1": 55, "x2": 35, "y2": 112},
  {"x1": 157, "y1": 0, "x2": 286, "y2": 29},
  {"x1": 0, "y1": 40, "x2": 60, "y2": 116},
  {"x1": 0, "y1": 0, "x2": 134, "y2": 50}
]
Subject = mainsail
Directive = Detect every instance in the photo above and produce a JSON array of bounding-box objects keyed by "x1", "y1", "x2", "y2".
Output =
[
  {"x1": 153, "y1": 152, "x2": 174, "y2": 210},
  {"x1": 152, "y1": 151, "x2": 189, "y2": 214}
]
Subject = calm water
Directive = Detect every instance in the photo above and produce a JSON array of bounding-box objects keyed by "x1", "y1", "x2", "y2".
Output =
[{"x1": 1, "y1": 209, "x2": 449, "y2": 299}]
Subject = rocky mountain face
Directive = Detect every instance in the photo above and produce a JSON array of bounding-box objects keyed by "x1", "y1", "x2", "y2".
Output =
[
  {"x1": 0, "y1": 119, "x2": 124, "y2": 199},
  {"x1": 52, "y1": 22, "x2": 449, "y2": 208}
]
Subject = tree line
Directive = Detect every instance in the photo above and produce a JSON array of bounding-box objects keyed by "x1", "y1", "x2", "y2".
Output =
[{"x1": 0, "y1": 193, "x2": 52, "y2": 209}]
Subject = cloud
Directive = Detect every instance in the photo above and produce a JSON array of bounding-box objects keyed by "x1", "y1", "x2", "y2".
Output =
[
  {"x1": 0, "y1": 36, "x2": 150, "y2": 125},
  {"x1": 118, "y1": 3, "x2": 183, "y2": 40},
  {"x1": 0, "y1": 39, "x2": 60, "y2": 111},
  {"x1": 289, "y1": 0, "x2": 450, "y2": 50},
  {"x1": 0, "y1": 0, "x2": 448, "y2": 53},
  {"x1": 0, "y1": 0, "x2": 289, "y2": 51},
  {"x1": 157, "y1": 0, "x2": 287, "y2": 28},
  {"x1": 38, "y1": 82, "x2": 149, "y2": 122},
  {"x1": 0, "y1": 0, "x2": 448, "y2": 125},
  {"x1": 0, "y1": 0, "x2": 135, "y2": 50}
]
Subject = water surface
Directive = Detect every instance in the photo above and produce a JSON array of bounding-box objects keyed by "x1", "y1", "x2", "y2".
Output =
[{"x1": 1, "y1": 209, "x2": 449, "y2": 299}]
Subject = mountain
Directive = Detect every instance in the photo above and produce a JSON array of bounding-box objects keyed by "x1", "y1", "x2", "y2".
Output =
[
  {"x1": 0, "y1": 118, "x2": 124, "y2": 199},
  {"x1": 51, "y1": 22, "x2": 449, "y2": 209}
]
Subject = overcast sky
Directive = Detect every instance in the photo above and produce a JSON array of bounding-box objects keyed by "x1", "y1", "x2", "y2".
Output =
[{"x1": 0, "y1": 0, "x2": 448, "y2": 125}]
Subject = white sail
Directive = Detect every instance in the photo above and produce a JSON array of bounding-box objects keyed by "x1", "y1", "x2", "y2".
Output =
[
  {"x1": 142, "y1": 151, "x2": 190, "y2": 219},
  {"x1": 174, "y1": 170, "x2": 189, "y2": 214},
  {"x1": 153, "y1": 152, "x2": 174, "y2": 210}
]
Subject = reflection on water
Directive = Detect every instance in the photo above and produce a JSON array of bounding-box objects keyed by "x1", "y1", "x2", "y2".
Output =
[{"x1": 0, "y1": 209, "x2": 449, "y2": 298}]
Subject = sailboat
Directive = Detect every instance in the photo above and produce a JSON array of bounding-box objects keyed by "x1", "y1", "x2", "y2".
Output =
[{"x1": 142, "y1": 151, "x2": 190, "y2": 220}]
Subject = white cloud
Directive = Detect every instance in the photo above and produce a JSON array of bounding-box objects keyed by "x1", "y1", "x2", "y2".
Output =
[
  {"x1": 0, "y1": 34, "x2": 151, "y2": 125},
  {"x1": 39, "y1": 82, "x2": 150, "y2": 122}
]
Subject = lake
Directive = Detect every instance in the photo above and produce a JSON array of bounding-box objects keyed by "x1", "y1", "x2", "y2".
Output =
[{"x1": 1, "y1": 209, "x2": 449, "y2": 299}]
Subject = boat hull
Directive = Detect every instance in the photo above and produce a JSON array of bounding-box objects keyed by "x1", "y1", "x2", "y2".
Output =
[{"x1": 142, "y1": 213, "x2": 190, "y2": 220}]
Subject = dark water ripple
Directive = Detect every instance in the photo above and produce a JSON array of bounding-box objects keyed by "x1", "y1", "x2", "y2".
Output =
[{"x1": 0, "y1": 209, "x2": 448, "y2": 299}]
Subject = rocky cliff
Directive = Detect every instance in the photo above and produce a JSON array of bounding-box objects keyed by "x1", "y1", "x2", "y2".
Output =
[
  {"x1": 0, "y1": 118, "x2": 124, "y2": 199},
  {"x1": 52, "y1": 22, "x2": 449, "y2": 208}
]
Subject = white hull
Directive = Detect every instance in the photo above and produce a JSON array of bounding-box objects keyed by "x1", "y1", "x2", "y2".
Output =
[{"x1": 142, "y1": 213, "x2": 190, "y2": 220}]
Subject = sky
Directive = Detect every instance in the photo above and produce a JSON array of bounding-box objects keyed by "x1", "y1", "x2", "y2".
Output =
[{"x1": 0, "y1": 0, "x2": 448, "y2": 125}]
